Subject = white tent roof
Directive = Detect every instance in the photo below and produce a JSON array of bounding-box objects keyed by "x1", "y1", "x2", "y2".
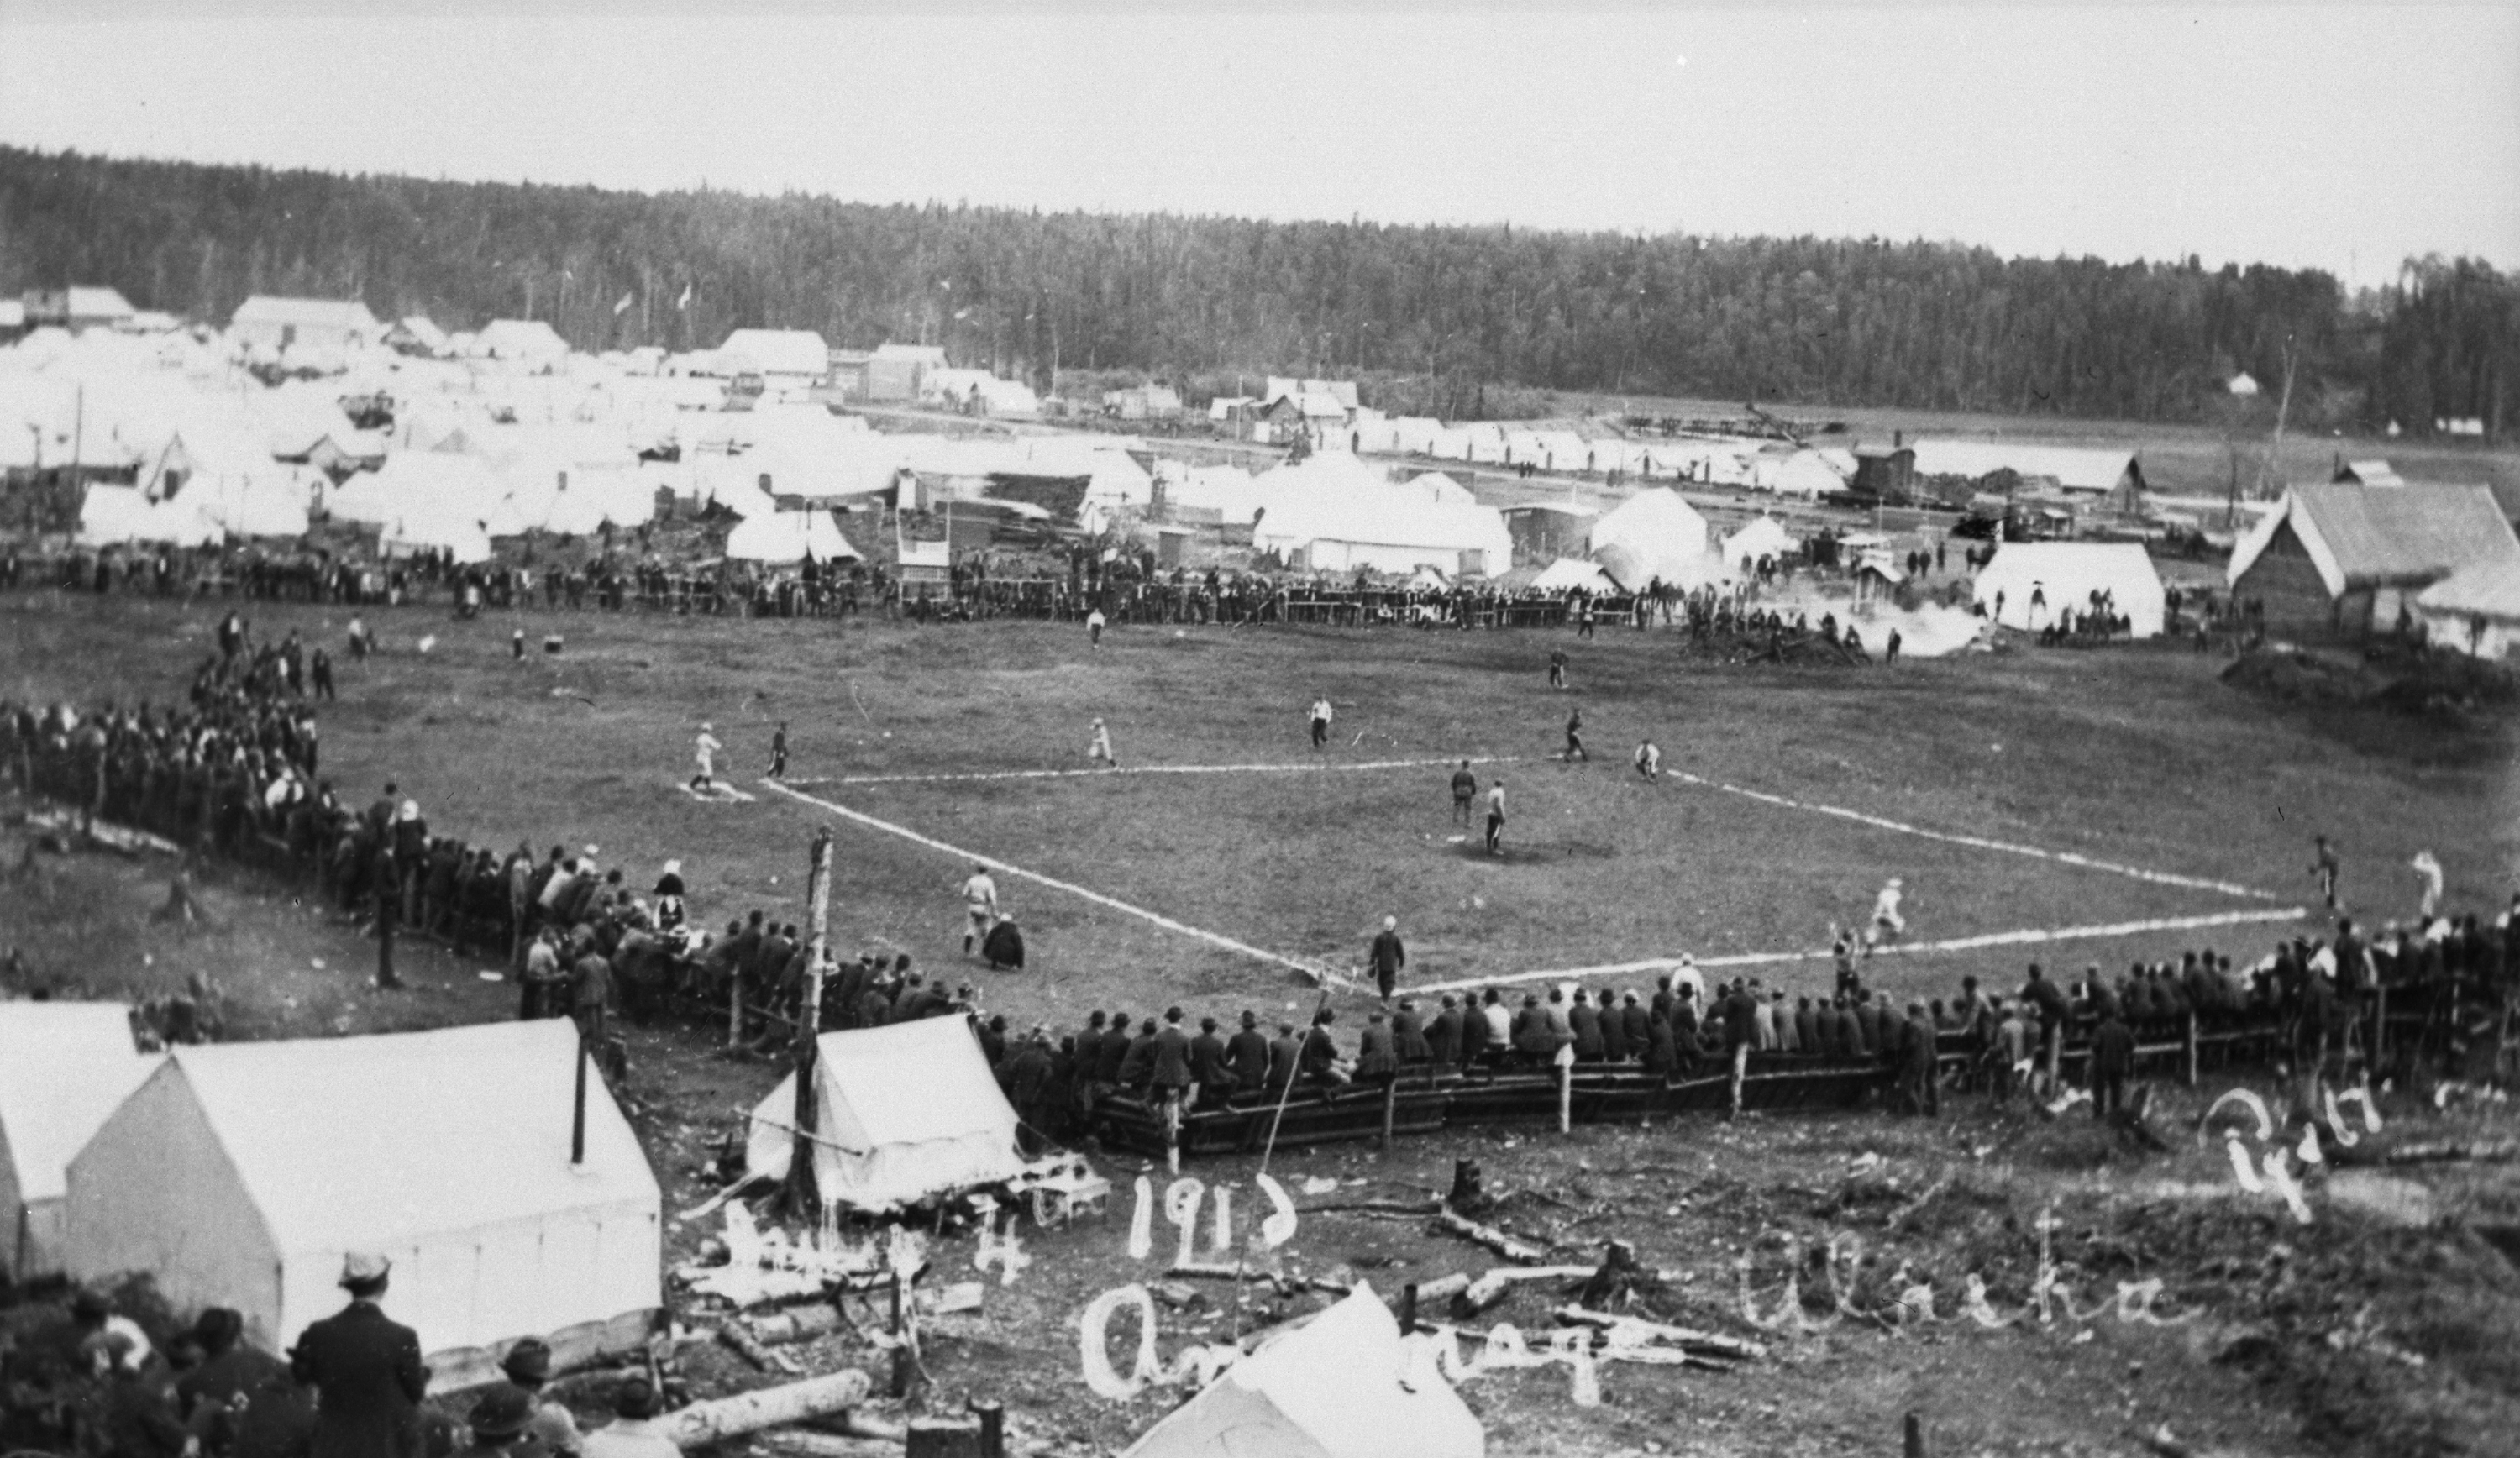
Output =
[
  {"x1": 718, "y1": 329, "x2": 829, "y2": 377},
  {"x1": 1530, "y1": 558, "x2": 1617, "y2": 593},
  {"x1": 78, "y1": 483, "x2": 224, "y2": 548},
  {"x1": 1588, "y1": 487, "x2": 1725, "y2": 590},
  {"x1": 1971, "y1": 542, "x2": 2166, "y2": 637},
  {"x1": 476, "y1": 320, "x2": 570, "y2": 360},
  {"x1": 150, "y1": 1022, "x2": 648, "y2": 1249},
  {"x1": 328, "y1": 452, "x2": 503, "y2": 526},
  {"x1": 0, "y1": 1003, "x2": 158, "y2": 1277},
  {"x1": 1124, "y1": 1285, "x2": 1483, "y2": 1458},
  {"x1": 66, "y1": 1021, "x2": 659, "y2": 1359},
  {"x1": 724, "y1": 509, "x2": 859, "y2": 564},
  {"x1": 1767, "y1": 449, "x2": 1849, "y2": 499},
  {"x1": 744, "y1": 1018, "x2": 1026, "y2": 1212},
  {"x1": 1908, "y1": 439, "x2": 2138, "y2": 494},
  {"x1": 1251, "y1": 456, "x2": 1512, "y2": 567},
  {"x1": 1722, "y1": 515, "x2": 1798, "y2": 568}
]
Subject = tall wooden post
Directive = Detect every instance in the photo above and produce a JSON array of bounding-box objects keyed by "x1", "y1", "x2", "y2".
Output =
[
  {"x1": 784, "y1": 828, "x2": 836, "y2": 1214},
  {"x1": 1903, "y1": 1411, "x2": 1926, "y2": 1458},
  {"x1": 570, "y1": 1026, "x2": 590, "y2": 1166},
  {"x1": 2183, "y1": 1013, "x2": 2200, "y2": 1088}
]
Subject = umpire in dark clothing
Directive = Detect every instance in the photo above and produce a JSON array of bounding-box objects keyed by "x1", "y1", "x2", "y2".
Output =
[
  {"x1": 1368, "y1": 917, "x2": 1406, "y2": 1001},
  {"x1": 289, "y1": 1253, "x2": 428, "y2": 1458},
  {"x1": 2091, "y1": 1009, "x2": 2136, "y2": 1120}
]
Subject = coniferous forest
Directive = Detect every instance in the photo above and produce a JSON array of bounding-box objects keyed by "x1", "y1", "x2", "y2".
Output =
[{"x1": 1, "y1": 146, "x2": 2511, "y2": 433}]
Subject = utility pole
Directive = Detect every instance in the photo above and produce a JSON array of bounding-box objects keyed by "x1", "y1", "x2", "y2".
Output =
[
  {"x1": 780, "y1": 826, "x2": 837, "y2": 1215},
  {"x1": 2252, "y1": 337, "x2": 2299, "y2": 503}
]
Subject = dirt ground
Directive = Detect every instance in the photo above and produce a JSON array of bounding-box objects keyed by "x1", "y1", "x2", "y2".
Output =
[{"x1": 4, "y1": 590, "x2": 2518, "y2": 1458}]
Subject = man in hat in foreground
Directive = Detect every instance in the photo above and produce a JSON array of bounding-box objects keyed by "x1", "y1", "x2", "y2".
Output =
[
  {"x1": 446, "y1": 1385, "x2": 541, "y2": 1458},
  {"x1": 580, "y1": 1379, "x2": 679, "y2": 1458},
  {"x1": 496, "y1": 1338, "x2": 582, "y2": 1456},
  {"x1": 289, "y1": 1253, "x2": 428, "y2": 1458}
]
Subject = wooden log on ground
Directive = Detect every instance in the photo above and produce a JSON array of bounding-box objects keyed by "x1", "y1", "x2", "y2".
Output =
[
  {"x1": 1434, "y1": 1208, "x2": 1550, "y2": 1265},
  {"x1": 1164, "y1": 1265, "x2": 1350, "y2": 1298},
  {"x1": 751, "y1": 1305, "x2": 843, "y2": 1345},
  {"x1": 658, "y1": 1369, "x2": 874, "y2": 1448},
  {"x1": 717, "y1": 1322, "x2": 801, "y2": 1373},
  {"x1": 759, "y1": 1434, "x2": 895, "y2": 1458},
  {"x1": 1413, "y1": 1272, "x2": 1473, "y2": 1305},
  {"x1": 1299, "y1": 1198, "x2": 1441, "y2": 1216},
  {"x1": 1551, "y1": 1306, "x2": 1767, "y2": 1361},
  {"x1": 1453, "y1": 1265, "x2": 1597, "y2": 1318}
]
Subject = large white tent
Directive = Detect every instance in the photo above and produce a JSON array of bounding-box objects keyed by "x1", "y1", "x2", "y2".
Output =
[
  {"x1": 724, "y1": 510, "x2": 858, "y2": 564},
  {"x1": 744, "y1": 1018, "x2": 1026, "y2": 1212},
  {"x1": 1249, "y1": 455, "x2": 1512, "y2": 576},
  {"x1": 327, "y1": 453, "x2": 502, "y2": 527},
  {"x1": 77, "y1": 483, "x2": 224, "y2": 548},
  {"x1": 1722, "y1": 515, "x2": 1798, "y2": 570},
  {"x1": 1971, "y1": 543, "x2": 2166, "y2": 637},
  {"x1": 1588, "y1": 487, "x2": 1729, "y2": 591},
  {"x1": 65, "y1": 1021, "x2": 660, "y2": 1361},
  {"x1": 1122, "y1": 1286, "x2": 1484, "y2": 1458},
  {"x1": 0, "y1": 1004, "x2": 159, "y2": 1280},
  {"x1": 1530, "y1": 558, "x2": 1618, "y2": 594}
]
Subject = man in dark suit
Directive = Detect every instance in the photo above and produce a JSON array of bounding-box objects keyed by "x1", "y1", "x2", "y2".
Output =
[
  {"x1": 1149, "y1": 1008, "x2": 1195, "y2": 1107},
  {"x1": 289, "y1": 1253, "x2": 427, "y2": 1458},
  {"x1": 1426, "y1": 995, "x2": 1464, "y2": 1067},
  {"x1": 1222, "y1": 1011, "x2": 1271, "y2": 1099},
  {"x1": 1367, "y1": 916, "x2": 1406, "y2": 1001},
  {"x1": 1188, "y1": 1016, "x2": 1231, "y2": 1107}
]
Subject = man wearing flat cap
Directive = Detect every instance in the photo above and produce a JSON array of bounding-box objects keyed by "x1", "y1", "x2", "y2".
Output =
[
  {"x1": 446, "y1": 1385, "x2": 543, "y2": 1458},
  {"x1": 289, "y1": 1253, "x2": 428, "y2": 1458}
]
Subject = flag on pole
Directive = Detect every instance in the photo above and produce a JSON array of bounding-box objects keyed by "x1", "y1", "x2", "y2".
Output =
[
  {"x1": 677, "y1": 283, "x2": 693, "y2": 311},
  {"x1": 613, "y1": 292, "x2": 633, "y2": 316}
]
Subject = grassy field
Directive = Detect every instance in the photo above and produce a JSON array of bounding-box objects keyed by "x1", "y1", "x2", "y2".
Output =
[
  {"x1": 6, "y1": 589, "x2": 2520, "y2": 1458},
  {"x1": 4, "y1": 590, "x2": 2512, "y2": 1033}
]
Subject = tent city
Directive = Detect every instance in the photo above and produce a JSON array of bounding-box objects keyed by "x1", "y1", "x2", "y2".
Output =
[{"x1": 0, "y1": 8, "x2": 2516, "y2": 1458}]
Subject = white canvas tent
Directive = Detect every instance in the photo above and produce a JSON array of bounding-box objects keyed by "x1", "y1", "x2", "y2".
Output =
[
  {"x1": 0, "y1": 1004, "x2": 159, "y2": 1279},
  {"x1": 1530, "y1": 558, "x2": 1617, "y2": 594},
  {"x1": 724, "y1": 510, "x2": 858, "y2": 564},
  {"x1": 1122, "y1": 1285, "x2": 1484, "y2": 1458},
  {"x1": 64, "y1": 1021, "x2": 660, "y2": 1361},
  {"x1": 744, "y1": 1018, "x2": 1026, "y2": 1212},
  {"x1": 1722, "y1": 515, "x2": 1798, "y2": 570},
  {"x1": 1971, "y1": 543, "x2": 2166, "y2": 637},
  {"x1": 1588, "y1": 488, "x2": 1728, "y2": 591}
]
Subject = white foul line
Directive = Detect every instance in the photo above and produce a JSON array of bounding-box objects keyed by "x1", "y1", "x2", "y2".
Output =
[
  {"x1": 784, "y1": 755, "x2": 1520, "y2": 789},
  {"x1": 1404, "y1": 906, "x2": 2310, "y2": 995},
  {"x1": 757, "y1": 779, "x2": 1345, "y2": 984},
  {"x1": 1669, "y1": 772, "x2": 2283, "y2": 903}
]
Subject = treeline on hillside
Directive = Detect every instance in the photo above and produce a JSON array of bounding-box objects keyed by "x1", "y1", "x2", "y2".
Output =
[{"x1": 0, "y1": 147, "x2": 2511, "y2": 433}]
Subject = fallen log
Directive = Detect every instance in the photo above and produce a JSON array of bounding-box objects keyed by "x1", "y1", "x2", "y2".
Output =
[
  {"x1": 1434, "y1": 1208, "x2": 1551, "y2": 1265},
  {"x1": 2370, "y1": 1139, "x2": 2520, "y2": 1167},
  {"x1": 1551, "y1": 1307, "x2": 1767, "y2": 1361},
  {"x1": 1300, "y1": 1198, "x2": 1441, "y2": 1217},
  {"x1": 718, "y1": 1322, "x2": 801, "y2": 1374},
  {"x1": 752, "y1": 1305, "x2": 843, "y2": 1346},
  {"x1": 1164, "y1": 1264, "x2": 1351, "y2": 1298},
  {"x1": 1411, "y1": 1272, "x2": 1473, "y2": 1305},
  {"x1": 1885, "y1": 1172, "x2": 1954, "y2": 1234},
  {"x1": 1454, "y1": 1266, "x2": 1597, "y2": 1318},
  {"x1": 658, "y1": 1369, "x2": 874, "y2": 1448},
  {"x1": 758, "y1": 1435, "x2": 893, "y2": 1458}
]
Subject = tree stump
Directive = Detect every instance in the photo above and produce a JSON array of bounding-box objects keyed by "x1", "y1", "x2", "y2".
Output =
[
  {"x1": 1446, "y1": 1158, "x2": 1494, "y2": 1216},
  {"x1": 904, "y1": 1416, "x2": 983, "y2": 1458},
  {"x1": 1578, "y1": 1240, "x2": 1647, "y2": 1309}
]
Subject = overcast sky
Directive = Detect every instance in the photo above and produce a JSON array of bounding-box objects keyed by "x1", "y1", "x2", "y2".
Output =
[{"x1": 2, "y1": 3, "x2": 2514, "y2": 286}]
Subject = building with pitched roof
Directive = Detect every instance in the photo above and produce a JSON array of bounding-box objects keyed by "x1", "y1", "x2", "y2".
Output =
[
  {"x1": 229, "y1": 296, "x2": 382, "y2": 354},
  {"x1": 2227, "y1": 481, "x2": 2520, "y2": 635}
]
